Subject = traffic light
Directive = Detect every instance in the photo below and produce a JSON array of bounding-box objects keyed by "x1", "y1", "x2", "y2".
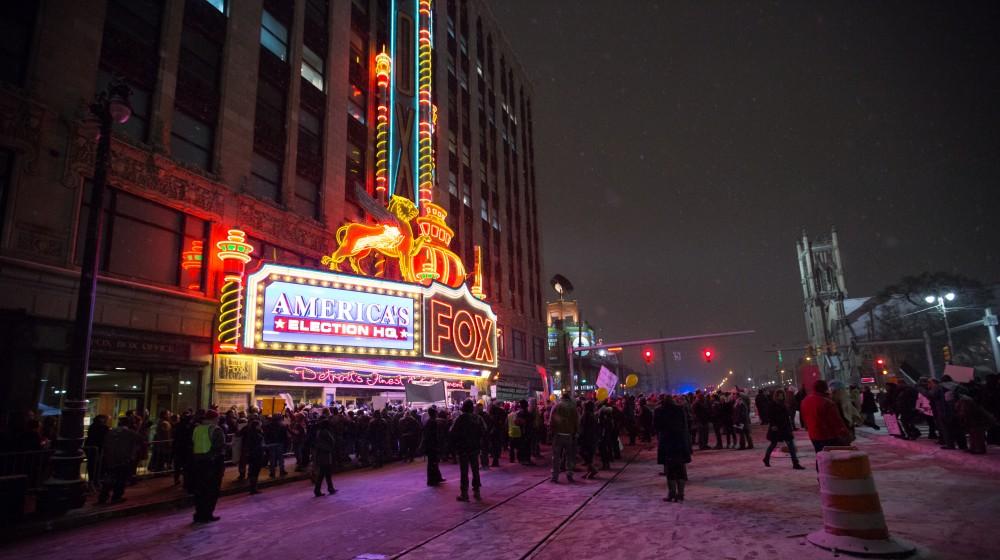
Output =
[
  {"x1": 875, "y1": 357, "x2": 887, "y2": 375},
  {"x1": 643, "y1": 348, "x2": 654, "y2": 364},
  {"x1": 942, "y1": 346, "x2": 951, "y2": 363},
  {"x1": 703, "y1": 349, "x2": 713, "y2": 363}
]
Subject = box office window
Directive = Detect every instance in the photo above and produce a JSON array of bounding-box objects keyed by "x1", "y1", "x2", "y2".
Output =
[{"x1": 76, "y1": 185, "x2": 208, "y2": 292}]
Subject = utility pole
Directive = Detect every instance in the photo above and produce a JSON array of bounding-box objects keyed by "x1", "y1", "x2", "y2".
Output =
[{"x1": 986, "y1": 308, "x2": 1000, "y2": 373}]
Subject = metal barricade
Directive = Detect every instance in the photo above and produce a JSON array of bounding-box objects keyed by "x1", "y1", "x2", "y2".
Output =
[{"x1": 0, "y1": 449, "x2": 53, "y2": 491}]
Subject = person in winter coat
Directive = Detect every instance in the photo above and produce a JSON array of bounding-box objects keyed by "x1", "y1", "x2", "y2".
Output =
[
  {"x1": 98, "y1": 416, "x2": 143, "y2": 504},
  {"x1": 263, "y1": 414, "x2": 289, "y2": 477},
  {"x1": 399, "y1": 410, "x2": 421, "y2": 463},
  {"x1": 733, "y1": 394, "x2": 754, "y2": 450},
  {"x1": 829, "y1": 380, "x2": 863, "y2": 443},
  {"x1": 171, "y1": 411, "x2": 194, "y2": 488},
  {"x1": 956, "y1": 394, "x2": 996, "y2": 454},
  {"x1": 421, "y1": 407, "x2": 445, "y2": 486},
  {"x1": 654, "y1": 396, "x2": 692, "y2": 502},
  {"x1": 638, "y1": 398, "x2": 654, "y2": 443},
  {"x1": 549, "y1": 393, "x2": 579, "y2": 483},
  {"x1": 800, "y1": 380, "x2": 849, "y2": 454},
  {"x1": 514, "y1": 400, "x2": 535, "y2": 465},
  {"x1": 720, "y1": 395, "x2": 736, "y2": 448},
  {"x1": 598, "y1": 405, "x2": 618, "y2": 469},
  {"x1": 241, "y1": 418, "x2": 266, "y2": 495},
  {"x1": 577, "y1": 401, "x2": 599, "y2": 478},
  {"x1": 762, "y1": 391, "x2": 804, "y2": 469},
  {"x1": 450, "y1": 399, "x2": 485, "y2": 501},
  {"x1": 289, "y1": 413, "x2": 308, "y2": 471},
  {"x1": 755, "y1": 391, "x2": 770, "y2": 425},
  {"x1": 709, "y1": 394, "x2": 725, "y2": 449},
  {"x1": 84, "y1": 415, "x2": 110, "y2": 489},
  {"x1": 232, "y1": 415, "x2": 249, "y2": 481},
  {"x1": 488, "y1": 402, "x2": 507, "y2": 467},
  {"x1": 861, "y1": 387, "x2": 880, "y2": 429},
  {"x1": 475, "y1": 403, "x2": 494, "y2": 469},
  {"x1": 190, "y1": 409, "x2": 225, "y2": 523},
  {"x1": 311, "y1": 417, "x2": 338, "y2": 496},
  {"x1": 691, "y1": 393, "x2": 711, "y2": 450}
]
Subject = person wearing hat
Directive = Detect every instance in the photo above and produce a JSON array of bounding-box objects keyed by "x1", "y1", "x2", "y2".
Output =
[
  {"x1": 800, "y1": 380, "x2": 849, "y2": 455},
  {"x1": 190, "y1": 409, "x2": 225, "y2": 523}
]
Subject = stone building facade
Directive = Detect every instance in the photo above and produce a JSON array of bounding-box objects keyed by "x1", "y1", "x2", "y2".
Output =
[{"x1": 0, "y1": 0, "x2": 544, "y2": 424}]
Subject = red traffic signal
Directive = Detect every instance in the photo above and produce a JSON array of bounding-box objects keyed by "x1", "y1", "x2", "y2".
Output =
[
  {"x1": 875, "y1": 358, "x2": 885, "y2": 366},
  {"x1": 703, "y1": 349, "x2": 713, "y2": 363},
  {"x1": 642, "y1": 348, "x2": 654, "y2": 364}
]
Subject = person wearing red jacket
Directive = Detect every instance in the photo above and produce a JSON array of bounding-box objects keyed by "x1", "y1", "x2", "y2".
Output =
[{"x1": 800, "y1": 379, "x2": 849, "y2": 453}]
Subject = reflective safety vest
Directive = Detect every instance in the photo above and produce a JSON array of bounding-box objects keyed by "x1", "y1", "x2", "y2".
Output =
[
  {"x1": 193, "y1": 424, "x2": 213, "y2": 454},
  {"x1": 507, "y1": 412, "x2": 521, "y2": 439}
]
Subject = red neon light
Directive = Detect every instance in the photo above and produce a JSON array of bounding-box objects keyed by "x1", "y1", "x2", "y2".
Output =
[
  {"x1": 430, "y1": 299, "x2": 453, "y2": 354},
  {"x1": 473, "y1": 315, "x2": 495, "y2": 362},
  {"x1": 452, "y1": 309, "x2": 476, "y2": 359}
]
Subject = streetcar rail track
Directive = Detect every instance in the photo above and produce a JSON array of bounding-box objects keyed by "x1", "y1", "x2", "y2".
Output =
[{"x1": 391, "y1": 445, "x2": 648, "y2": 560}]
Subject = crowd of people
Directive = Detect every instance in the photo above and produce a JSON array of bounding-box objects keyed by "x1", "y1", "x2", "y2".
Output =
[{"x1": 3, "y1": 372, "x2": 998, "y2": 521}]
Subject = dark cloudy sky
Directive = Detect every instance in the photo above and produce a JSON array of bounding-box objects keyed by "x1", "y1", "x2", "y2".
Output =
[{"x1": 491, "y1": 1, "x2": 1000, "y2": 389}]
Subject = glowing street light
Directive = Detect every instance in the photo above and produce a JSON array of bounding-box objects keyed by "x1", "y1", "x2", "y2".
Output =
[{"x1": 925, "y1": 292, "x2": 957, "y2": 362}]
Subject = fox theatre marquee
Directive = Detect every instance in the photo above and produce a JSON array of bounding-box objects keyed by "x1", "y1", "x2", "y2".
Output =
[{"x1": 211, "y1": 262, "x2": 497, "y2": 410}]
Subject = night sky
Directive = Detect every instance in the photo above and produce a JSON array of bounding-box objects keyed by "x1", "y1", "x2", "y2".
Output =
[{"x1": 491, "y1": 1, "x2": 1000, "y2": 389}]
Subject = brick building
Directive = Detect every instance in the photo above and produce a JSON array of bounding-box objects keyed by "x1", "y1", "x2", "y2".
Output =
[{"x1": 0, "y1": 0, "x2": 544, "y2": 424}]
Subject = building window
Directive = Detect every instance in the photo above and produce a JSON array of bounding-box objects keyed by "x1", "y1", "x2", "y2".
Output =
[
  {"x1": 532, "y1": 337, "x2": 545, "y2": 365},
  {"x1": 249, "y1": 153, "x2": 282, "y2": 202},
  {"x1": 204, "y1": 0, "x2": 226, "y2": 14},
  {"x1": 512, "y1": 330, "x2": 526, "y2": 361},
  {"x1": 171, "y1": 109, "x2": 213, "y2": 170},
  {"x1": 76, "y1": 186, "x2": 208, "y2": 292},
  {"x1": 247, "y1": 236, "x2": 318, "y2": 268},
  {"x1": 301, "y1": 45, "x2": 324, "y2": 91},
  {"x1": 0, "y1": 1, "x2": 39, "y2": 86},
  {"x1": 172, "y1": 0, "x2": 226, "y2": 171},
  {"x1": 97, "y1": 0, "x2": 164, "y2": 143},
  {"x1": 260, "y1": 10, "x2": 289, "y2": 61}
]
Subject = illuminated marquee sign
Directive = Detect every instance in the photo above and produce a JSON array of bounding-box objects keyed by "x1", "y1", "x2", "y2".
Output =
[
  {"x1": 244, "y1": 264, "x2": 422, "y2": 356},
  {"x1": 250, "y1": 356, "x2": 473, "y2": 390},
  {"x1": 424, "y1": 282, "x2": 498, "y2": 369}
]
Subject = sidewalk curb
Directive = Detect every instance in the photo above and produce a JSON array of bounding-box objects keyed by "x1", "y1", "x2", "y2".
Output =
[
  {"x1": 1, "y1": 470, "x2": 310, "y2": 543},
  {"x1": 857, "y1": 429, "x2": 1000, "y2": 475}
]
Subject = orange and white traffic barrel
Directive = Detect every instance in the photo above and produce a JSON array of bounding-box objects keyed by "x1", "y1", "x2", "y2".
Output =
[{"x1": 807, "y1": 449, "x2": 917, "y2": 557}]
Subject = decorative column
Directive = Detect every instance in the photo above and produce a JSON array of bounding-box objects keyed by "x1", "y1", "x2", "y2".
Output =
[
  {"x1": 374, "y1": 47, "x2": 391, "y2": 205},
  {"x1": 417, "y1": 0, "x2": 434, "y2": 209},
  {"x1": 216, "y1": 229, "x2": 254, "y2": 352}
]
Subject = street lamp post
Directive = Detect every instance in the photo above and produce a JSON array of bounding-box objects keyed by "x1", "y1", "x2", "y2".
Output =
[
  {"x1": 44, "y1": 79, "x2": 132, "y2": 512},
  {"x1": 925, "y1": 292, "x2": 956, "y2": 363}
]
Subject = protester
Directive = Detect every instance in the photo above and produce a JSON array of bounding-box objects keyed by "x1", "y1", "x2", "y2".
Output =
[
  {"x1": 450, "y1": 400, "x2": 484, "y2": 501},
  {"x1": 654, "y1": 396, "x2": 691, "y2": 503},
  {"x1": 860, "y1": 386, "x2": 880, "y2": 429},
  {"x1": 422, "y1": 407, "x2": 444, "y2": 486},
  {"x1": 763, "y1": 390, "x2": 804, "y2": 470},
  {"x1": 578, "y1": 400, "x2": 599, "y2": 479},
  {"x1": 97, "y1": 416, "x2": 142, "y2": 505},
  {"x1": 311, "y1": 415, "x2": 338, "y2": 496},
  {"x1": 800, "y1": 380, "x2": 850, "y2": 455},
  {"x1": 242, "y1": 418, "x2": 266, "y2": 495},
  {"x1": 549, "y1": 393, "x2": 579, "y2": 483}
]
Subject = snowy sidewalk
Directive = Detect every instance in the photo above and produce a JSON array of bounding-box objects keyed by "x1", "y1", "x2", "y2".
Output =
[{"x1": 855, "y1": 425, "x2": 1000, "y2": 475}]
